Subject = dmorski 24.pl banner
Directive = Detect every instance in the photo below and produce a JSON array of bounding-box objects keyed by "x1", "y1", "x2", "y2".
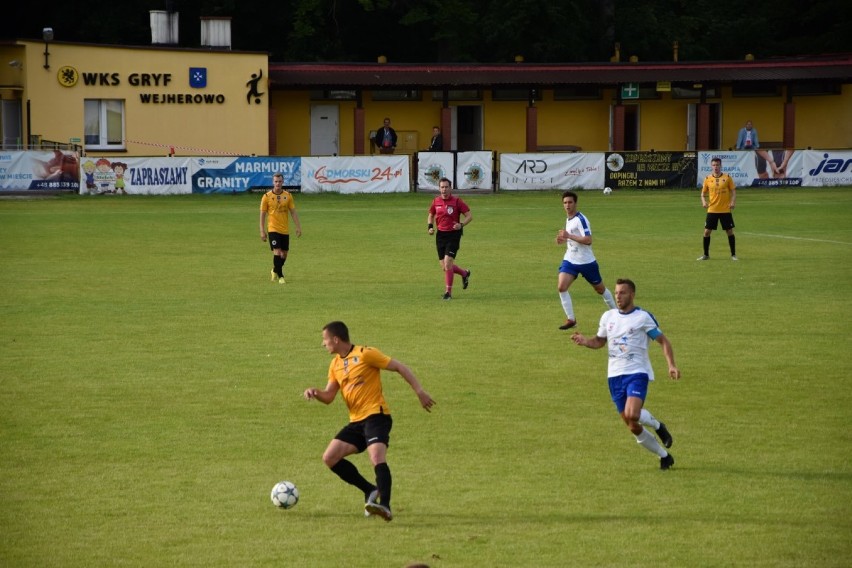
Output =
[{"x1": 301, "y1": 156, "x2": 410, "y2": 193}]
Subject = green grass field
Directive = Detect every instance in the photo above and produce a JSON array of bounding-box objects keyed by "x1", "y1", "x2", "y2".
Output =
[{"x1": 1, "y1": 188, "x2": 850, "y2": 567}]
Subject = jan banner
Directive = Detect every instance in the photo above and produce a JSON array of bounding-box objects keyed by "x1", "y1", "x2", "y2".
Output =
[
  {"x1": 605, "y1": 152, "x2": 696, "y2": 189},
  {"x1": 190, "y1": 156, "x2": 301, "y2": 193},
  {"x1": 801, "y1": 150, "x2": 852, "y2": 187},
  {"x1": 0, "y1": 150, "x2": 81, "y2": 191},
  {"x1": 499, "y1": 153, "x2": 605, "y2": 190},
  {"x1": 301, "y1": 156, "x2": 410, "y2": 193}
]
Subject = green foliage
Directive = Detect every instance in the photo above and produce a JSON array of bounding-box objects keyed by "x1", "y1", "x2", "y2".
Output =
[
  {"x1": 8, "y1": 0, "x2": 851, "y2": 62},
  {"x1": 1, "y1": 189, "x2": 851, "y2": 567}
]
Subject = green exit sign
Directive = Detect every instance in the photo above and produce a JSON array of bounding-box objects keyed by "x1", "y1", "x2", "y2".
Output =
[{"x1": 621, "y1": 83, "x2": 640, "y2": 99}]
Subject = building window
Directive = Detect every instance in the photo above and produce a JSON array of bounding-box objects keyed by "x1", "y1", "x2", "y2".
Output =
[
  {"x1": 671, "y1": 84, "x2": 720, "y2": 99},
  {"x1": 492, "y1": 89, "x2": 537, "y2": 101},
  {"x1": 371, "y1": 90, "x2": 421, "y2": 101},
  {"x1": 553, "y1": 86, "x2": 602, "y2": 100},
  {"x1": 732, "y1": 82, "x2": 781, "y2": 97},
  {"x1": 84, "y1": 99, "x2": 125, "y2": 149},
  {"x1": 310, "y1": 90, "x2": 357, "y2": 100},
  {"x1": 788, "y1": 81, "x2": 841, "y2": 96},
  {"x1": 431, "y1": 90, "x2": 481, "y2": 101}
]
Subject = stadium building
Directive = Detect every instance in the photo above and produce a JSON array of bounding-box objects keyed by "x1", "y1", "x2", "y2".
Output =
[{"x1": 1, "y1": 13, "x2": 850, "y2": 157}]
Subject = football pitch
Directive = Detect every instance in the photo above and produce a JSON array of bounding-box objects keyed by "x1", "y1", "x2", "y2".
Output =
[{"x1": 1, "y1": 188, "x2": 850, "y2": 567}]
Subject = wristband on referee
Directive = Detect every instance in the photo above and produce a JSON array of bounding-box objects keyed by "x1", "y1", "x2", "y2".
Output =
[{"x1": 428, "y1": 223, "x2": 434, "y2": 230}]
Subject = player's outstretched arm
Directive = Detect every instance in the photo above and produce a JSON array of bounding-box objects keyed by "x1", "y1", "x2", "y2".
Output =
[
  {"x1": 303, "y1": 381, "x2": 339, "y2": 404},
  {"x1": 386, "y1": 359, "x2": 435, "y2": 412},
  {"x1": 572, "y1": 332, "x2": 606, "y2": 349}
]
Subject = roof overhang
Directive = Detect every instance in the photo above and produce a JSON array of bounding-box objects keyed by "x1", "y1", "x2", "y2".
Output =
[{"x1": 269, "y1": 55, "x2": 852, "y2": 89}]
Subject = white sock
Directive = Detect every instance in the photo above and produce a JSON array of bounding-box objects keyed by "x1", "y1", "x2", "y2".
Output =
[
  {"x1": 635, "y1": 427, "x2": 667, "y2": 458},
  {"x1": 602, "y1": 288, "x2": 616, "y2": 310},
  {"x1": 639, "y1": 408, "x2": 660, "y2": 430},
  {"x1": 559, "y1": 291, "x2": 574, "y2": 320}
]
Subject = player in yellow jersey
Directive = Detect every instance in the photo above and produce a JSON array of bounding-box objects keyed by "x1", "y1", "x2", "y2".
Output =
[
  {"x1": 259, "y1": 173, "x2": 302, "y2": 283},
  {"x1": 698, "y1": 157, "x2": 738, "y2": 260},
  {"x1": 303, "y1": 321, "x2": 435, "y2": 521}
]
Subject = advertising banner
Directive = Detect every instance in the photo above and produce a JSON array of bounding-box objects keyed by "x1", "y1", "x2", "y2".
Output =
[
  {"x1": 416, "y1": 152, "x2": 454, "y2": 191},
  {"x1": 190, "y1": 156, "x2": 301, "y2": 193},
  {"x1": 605, "y1": 152, "x2": 697, "y2": 189},
  {"x1": 456, "y1": 151, "x2": 493, "y2": 190},
  {"x1": 0, "y1": 150, "x2": 81, "y2": 192},
  {"x1": 499, "y1": 153, "x2": 605, "y2": 190},
  {"x1": 301, "y1": 156, "x2": 410, "y2": 193},
  {"x1": 696, "y1": 151, "x2": 804, "y2": 187},
  {"x1": 80, "y1": 157, "x2": 192, "y2": 194},
  {"x1": 801, "y1": 150, "x2": 852, "y2": 187}
]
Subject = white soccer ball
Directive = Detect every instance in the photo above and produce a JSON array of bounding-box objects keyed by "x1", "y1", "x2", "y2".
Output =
[
  {"x1": 603, "y1": 186, "x2": 613, "y2": 195},
  {"x1": 271, "y1": 481, "x2": 299, "y2": 509}
]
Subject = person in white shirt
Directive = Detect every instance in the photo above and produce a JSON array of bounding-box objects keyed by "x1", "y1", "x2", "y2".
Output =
[
  {"x1": 571, "y1": 278, "x2": 681, "y2": 470},
  {"x1": 555, "y1": 191, "x2": 616, "y2": 330}
]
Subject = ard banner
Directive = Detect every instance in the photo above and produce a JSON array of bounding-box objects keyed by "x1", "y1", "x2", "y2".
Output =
[
  {"x1": 80, "y1": 157, "x2": 192, "y2": 194},
  {"x1": 416, "y1": 152, "x2": 454, "y2": 191},
  {"x1": 499, "y1": 153, "x2": 605, "y2": 190},
  {"x1": 456, "y1": 151, "x2": 493, "y2": 190},
  {"x1": 301, "y1": 156, "x2": 410, "y2": 193},
  {"x1": 190, "y1": 156, "x2": 301, "y2": 193},
  {"x1": 0, "y1": 150, "x2": 81, "y2": 191},
  {"x1": 696, "y1": 151, "x2": 804, "y2": 188},
  {"x1": 801, "y1": 150, "x2": 852, "y2": 187},
  {"x1": 605, "y1": 152, "x2": 697, "y2": 189}
]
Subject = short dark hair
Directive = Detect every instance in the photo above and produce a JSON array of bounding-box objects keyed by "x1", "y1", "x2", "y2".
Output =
[
  {"x1": 323, "y1": 321, "x2": 350, "y2": 342},
  {"x1": 562, "y1": 190, "x2": 578, "y2": 201},
  {"x1": 711, "y1": 157, "x2": 722, "y2": 165},
  {"x1": 615, "y1": 278, "x2": 636, "y2": 292},
  {"x1": 439, "y1": 177, "x2": 452, "y2": 187}
]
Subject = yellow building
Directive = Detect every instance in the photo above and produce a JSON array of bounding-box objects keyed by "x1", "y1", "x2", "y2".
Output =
[
  {"x1": 270, "y1": 58, "x2": 852, "y2": 156},
  {"x1": 1, "y1": 18, "x2": 850, "y2": 159},
  {"x1": 0, "y1": 20, "x2": 268, "y2": 157}
]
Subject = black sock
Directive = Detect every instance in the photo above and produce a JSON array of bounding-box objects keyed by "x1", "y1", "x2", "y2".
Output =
[
  {"x1": 703, "y1": 236, "x2": 710, "y2": 256},
  {"x1": 374, "y1": 462, "x2": 392, "y2": 507},
  {"x1": 273, "y1": 256, "x2": 284, "y2": 277},
  {"x1": 330, "y1": 459, "x2": 375, "y2": 495},
  {"x1": 728, "y1": 234, "x2": 736, "y2": 256}
]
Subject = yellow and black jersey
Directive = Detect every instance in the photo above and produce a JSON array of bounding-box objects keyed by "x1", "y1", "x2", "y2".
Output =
[
  {"x1": 328, "y1": 346, "x2": 392, "y2": 422},
  {"x1": 260, "y1": 190, "x2": 296, "y2": 233},
  {"x1": 702, "y1": 174, "x2": 736, "y2": 213}
]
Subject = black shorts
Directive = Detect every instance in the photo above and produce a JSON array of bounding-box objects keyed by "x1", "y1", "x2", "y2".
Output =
[
  {"x1": 436, "y1": 230, "x2": 462, "y2": 260},
  {"x1": 334, "y1": 413, "x2": 393, "y2": 452},
  {"x1": 704, "y1": 212, "x2": 735, "y2": 231},
  {"x1": 268, "y1": 232, "x2": 290, "y2": 251}
]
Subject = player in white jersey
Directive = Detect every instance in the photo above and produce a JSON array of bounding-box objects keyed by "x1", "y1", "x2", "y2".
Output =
[
  {"x1": 571, "y1": 278, "x2": 681, "y2": 470},
  {"x1": 555, "y1": 191, "x2": 616, "y2": 330}
]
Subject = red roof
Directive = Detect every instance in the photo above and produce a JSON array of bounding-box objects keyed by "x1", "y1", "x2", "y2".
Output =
[{"x1": 269, "y1": 54, "x2": 852, "y2": 88}]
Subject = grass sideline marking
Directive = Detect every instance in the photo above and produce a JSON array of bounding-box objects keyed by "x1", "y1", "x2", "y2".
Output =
[{"x1": 741, "y1": 231, "x2": 852, "y2": 246}]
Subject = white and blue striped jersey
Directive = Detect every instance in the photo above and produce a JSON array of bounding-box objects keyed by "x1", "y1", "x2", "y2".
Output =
[
  {"x1": 563, "y1": 212, "x2": 597, "y2": 265},
  {"x1": 596, "y1": 307, "x2": 663, "y2": 380}
]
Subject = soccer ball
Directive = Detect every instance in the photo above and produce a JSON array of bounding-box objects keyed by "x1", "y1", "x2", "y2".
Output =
[
  {"x1": 271, "y1": 481, "x2": 299, "y2": 509},
  {"x1": 603, "y1": 186, "x2": 613, "y2": 195}
]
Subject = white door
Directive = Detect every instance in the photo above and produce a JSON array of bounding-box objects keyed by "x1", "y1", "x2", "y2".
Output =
[
  {"x1": 686, "y1": 104, "x2": 696, "y2": 150},
  {"x1": 310, "y1": 105, "x2": 339, "y2": 156}
]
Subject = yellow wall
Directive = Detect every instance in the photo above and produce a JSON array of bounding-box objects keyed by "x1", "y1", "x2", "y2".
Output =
[
  {"x1": 793, "y1": 84, "x2": 852, "y2": 149},
  {"x1": 14, "y1": 41, "x2": 268, "y2": 156},
  {"x1": 5, "y1": 40, "x2": 850, "y2": 156},
  {"x1": 536, "y1": 91, "x2": 610, "y2": 152}
]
